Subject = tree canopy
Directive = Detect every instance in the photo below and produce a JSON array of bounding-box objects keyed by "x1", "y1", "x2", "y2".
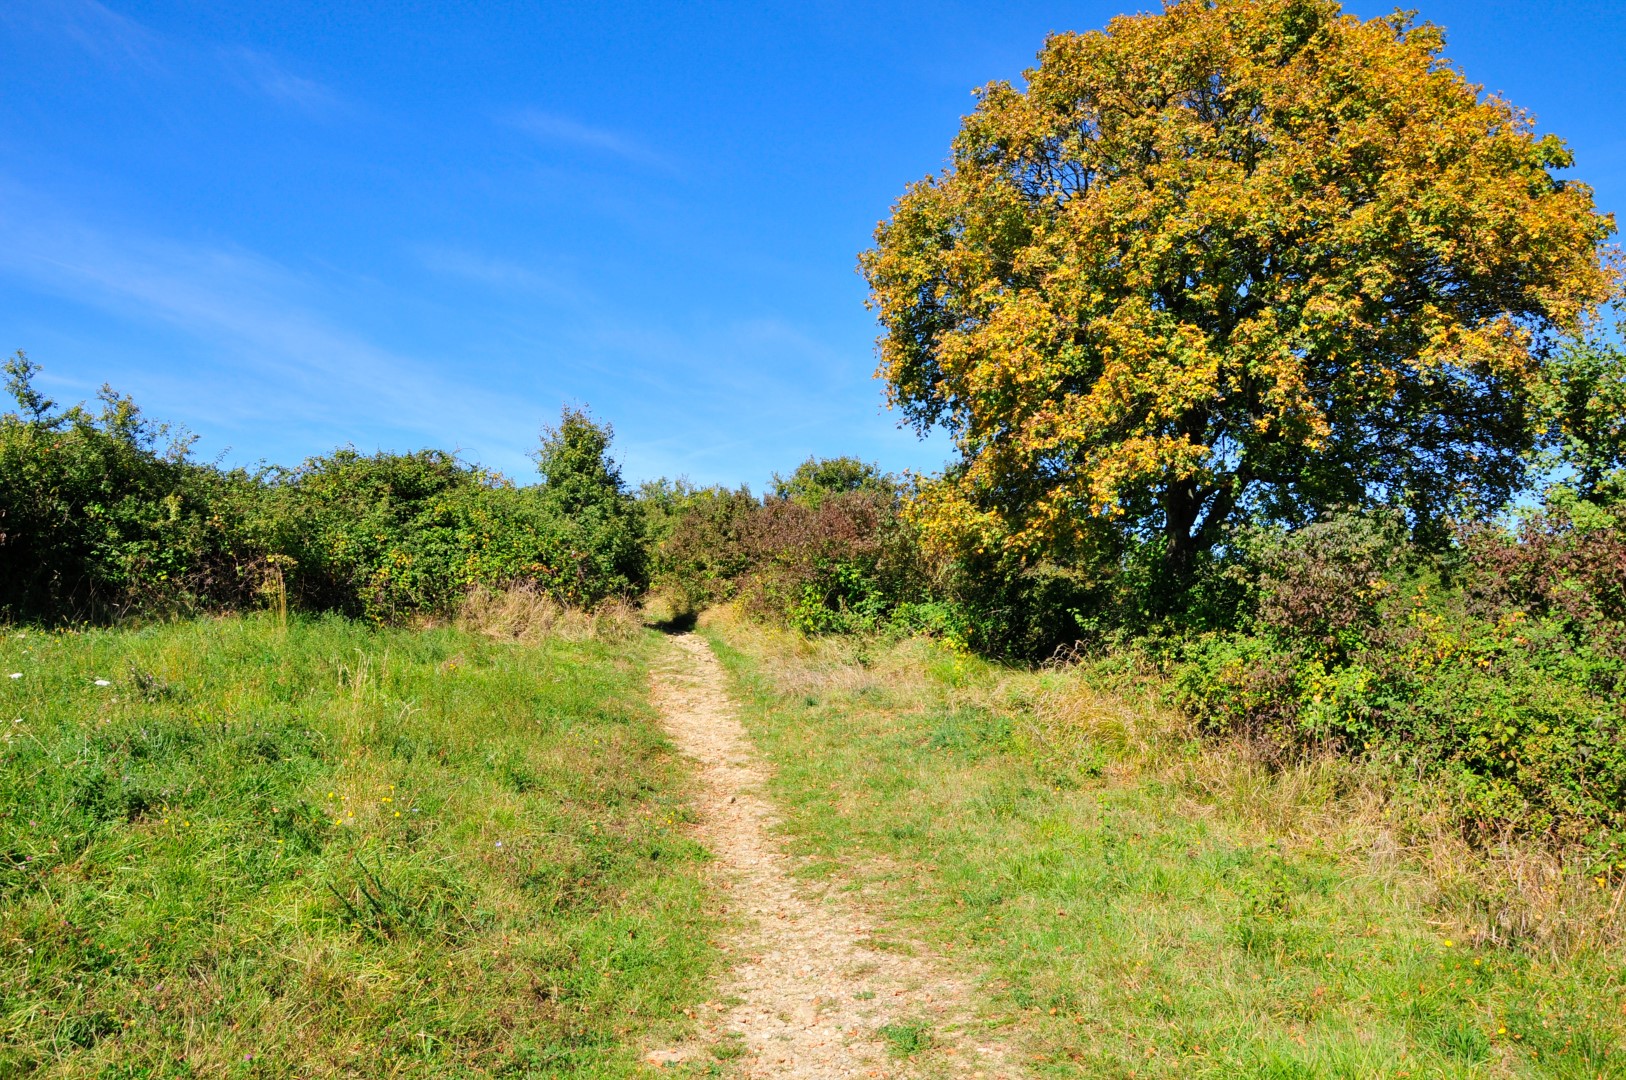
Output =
[
  {"x1": 532, "y1": 407, "x2": 648, "y2": 595},
  {"x1": 862, "y1": 0, "x2": 1618, "y2": 580},
  {"x1": 534, "y1": 408, "x2": 627, "y2": 515},
  {"x1": 770, "y1": 456, "x2": 897, "y2": 507},
  {"x1": 1536, "y1": 310, "x2": 1626, "y2": 506}
]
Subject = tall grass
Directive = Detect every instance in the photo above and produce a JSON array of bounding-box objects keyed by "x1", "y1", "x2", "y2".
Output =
[
  {"x1": 705, "y1": 610, "x2": 1626, "y2": 1078},
  {"x1": 0, "y1": 614, "x2": 715, "y2": 1077}
]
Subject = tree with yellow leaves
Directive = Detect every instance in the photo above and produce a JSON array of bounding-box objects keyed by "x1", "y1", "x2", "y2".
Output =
[{"x1": 862, "y1": 0, "x2": 1617, "y2": 588}]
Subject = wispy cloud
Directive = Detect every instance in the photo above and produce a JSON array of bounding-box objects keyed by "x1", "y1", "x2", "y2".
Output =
[
  {"x1": 415, "y1": 246, "x2": 584, "y2": 303},
  {"x1": 548, "y1": 311, "x2": 911, "y2": 486},
  {"x1": 3, "y1": 3, "x2": 347, "y2": 118},
  {"x1": 504, "y1": 108, "x2": 674, "y2": 171},
  {"x1": 225, "y1": 47, "x2": 343, "y2": 115},
  {"x1": 0, "y1": 183, "x2": 541, "y2": 471},
  {"x1": 2, "y1": 0, "x2": 163, "y2": 72}
]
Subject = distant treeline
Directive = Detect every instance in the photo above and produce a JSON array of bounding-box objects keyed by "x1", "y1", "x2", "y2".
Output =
[{"x1": 3, "y1": 352, "x2": 1625, "y2": 863}]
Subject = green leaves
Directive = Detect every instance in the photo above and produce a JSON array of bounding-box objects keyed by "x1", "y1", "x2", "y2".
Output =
[
  {"x1": 1, "y1": 368, "x2": 648, "y2": 623},
  {"x1": 770, "y1": 456, "x2": 897, "y2": 509},
  {"x1": 1535, "y1": 312, "x2": 1626, "y2": 505},
  {"x1": 3, "y1": 351, "x2": 57, "y2": 427}
]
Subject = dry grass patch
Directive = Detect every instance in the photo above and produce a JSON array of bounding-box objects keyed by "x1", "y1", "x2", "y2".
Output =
[{"x1": 458, "y1": 584, "x2": 642, "y2": 644}]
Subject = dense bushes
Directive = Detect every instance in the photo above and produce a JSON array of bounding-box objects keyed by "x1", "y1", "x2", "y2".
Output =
[
  {"x1": 0, "y1": 359, "x2": 940, "y2": 640},
  {"x1": 648, "y1": 459, "x2": 937, "y2": 635},
  {"x1": 641, "y1": 481, "x2": 759, "y2": 612},
  {"x1": 743, "y1": 489, "x2": 924, "y2": 635},
  {"x1": 645, "y1": 452, "x2": 1626, "y2": 859},
  {"x1": 250, "y1": 412, "x2": 646, "y2": 622},
  {"x1": 0, "y1": 354, "x2": 255, "y2": 620},
  {"x1": 1171, "y1": 508, "x2": 1626, "y2": 862},
  {"x1": 0, "y1": 358, "x2": 644, "y2": 623},
  {"x1": 250, "y1": 449, "x2": 638, "y2": 622}
]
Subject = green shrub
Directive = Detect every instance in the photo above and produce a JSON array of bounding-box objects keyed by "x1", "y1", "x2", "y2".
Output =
[
  {"x1": 252, "y1": 450, "x2": 557, "y2": 619},
  {"x1": 769, "y1": 455, "x2": 896, "y2": 507},
  {"x1": 530, "y1": 407, "x2": 648, "y2": 598},
  {"x1": 937, "y1": 558, "x2": 1098, "y2": 660},
  {"x1": 254, "y1": 409, "x2": 645, "y2": 622},
  {"x1": 0, "y1": 353, "x2": 257, "y2": 621},
  {"x1": 1, "y1": 359, "x2": 645, "y2": 624},
  {"x1": 1170, "y1": 510, "x2": 1626, "y2": 863},
  {"x1": 642, "y1": 481, "x2": 759, "y2": 609},
  {"x1": 744, "y1": 489, "x2": 919, "y2": 633},
  {"x1": 648, "y1": 459, "x2": 932, "y2": 634}
]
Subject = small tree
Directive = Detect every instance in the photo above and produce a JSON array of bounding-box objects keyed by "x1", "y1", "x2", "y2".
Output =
[
  {"x1": 1536, "y1": 310, "x2": 1626, "y2": 506},
  {"x1": 862, "y1": 0, "x2": 1617, "y2": 588},
  {"x1": 1, "y1": 356, "x2": 245, "y2": 620},
  {"x1": 534, "y1": 408, "x2": 625, "y2": 514},
  {"x1": 532, "y1": 408, "x2": 647, "y2": 598},
  {"x1": 769, "y1": 456, "x2": 897, "y2": 508},
  {"x1": 3, "y1": 351, "x2": 58, "y2": 427}
]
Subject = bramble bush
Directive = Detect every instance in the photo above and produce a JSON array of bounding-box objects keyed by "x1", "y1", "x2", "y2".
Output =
[
  {"x1": 1171, "y1": 508, "x2": 1626, "y2": 863},
  {"x1": 0, "y1": 359, "x2": 644, "y2": 623},
  {"x1": 648, "y1": 458, "x2": 933, "y2": 636},
  {"x1": 641, "y1": 480, "x2": 759, "y2": 612},
  {"x1": 252, "y1": 412, "x2": 646, "y2": 621},
  {"x1": 0, "y1": 353, "x2": 256, "y2": 621}
]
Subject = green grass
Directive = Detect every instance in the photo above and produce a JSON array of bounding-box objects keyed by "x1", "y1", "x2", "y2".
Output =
[
  {"x1": 877, "y1": 1020, "x2": 932, "y2": 1057},
  {"x1": 706, "y1": 619, "x2": 1626, "y2": 1079},
  {"x1": 0, "y1": 614, "x2": 716, "y2": 1078}
]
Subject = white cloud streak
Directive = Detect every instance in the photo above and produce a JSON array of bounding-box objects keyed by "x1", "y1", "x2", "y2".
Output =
[
  {"x1": 3, "y1": 2, "x2": 345, "y2": 116},
  {"x1": 1, "y1": 0, "x2": 161, "y2": 70},
  {"x1": 0, "y1": 185, "x2": 541, "y2": 470},
  {"x1": 504, "y1": 108, "x2": 674, "y2": 171},
  {"x1": 225, "y1": 47, "x2": 344, "y2": 115},
  {"x1": 415, "y1": 246, "x2": 585, "y2": 304}
]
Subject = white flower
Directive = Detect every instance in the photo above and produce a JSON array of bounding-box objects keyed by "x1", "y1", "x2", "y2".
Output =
[{"x1": 93, "y1": 679, "x2": 111, "y2": 687}]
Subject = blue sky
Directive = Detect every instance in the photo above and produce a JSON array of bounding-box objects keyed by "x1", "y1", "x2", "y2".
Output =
[{"x1": 2, "y1": 0, "x2": 1622, "y2": 489}]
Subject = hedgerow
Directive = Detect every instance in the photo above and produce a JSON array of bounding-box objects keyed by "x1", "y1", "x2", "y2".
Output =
[
  {"x1": 1171, "y1": 509, "x2": 1626, "y2": 865},
  {"x1": 0, "y1": 356, "x2": 643, "y2": 623}
]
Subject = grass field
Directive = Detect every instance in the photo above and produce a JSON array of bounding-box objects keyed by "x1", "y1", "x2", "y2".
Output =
[
  {"x1": 7, "y1": 605, "x2": 1623, "y2": 1079},
  {"x1": 706, "y1": 614, "x2": 1626, "y2": 1079},
  {"x1": 0, "y1": 614, "x2": 716, "y2": 1078}
]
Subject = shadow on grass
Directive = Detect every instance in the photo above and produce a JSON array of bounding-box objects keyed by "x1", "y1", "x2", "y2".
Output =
[{"x1": 648, "y1": 610, "x2": 698, "y2": 634}]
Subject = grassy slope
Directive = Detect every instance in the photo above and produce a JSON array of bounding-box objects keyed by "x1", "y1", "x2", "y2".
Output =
[
  {"x1": 0, "y1": 615, "x2": 714, "y2": 1079},
  {"x1": 706, "y1": 618, "x2": 1625, "y2": 1080}
]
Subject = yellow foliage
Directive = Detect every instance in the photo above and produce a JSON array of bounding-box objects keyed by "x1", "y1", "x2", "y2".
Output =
[{"x1": 862, "y1": 0, "x2": 1618, "y2": 574}]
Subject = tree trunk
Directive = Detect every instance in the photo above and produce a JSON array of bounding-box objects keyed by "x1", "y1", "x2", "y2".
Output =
[{"x1": 1161, "y1": 481, "x2": 1202, "y2": 596}]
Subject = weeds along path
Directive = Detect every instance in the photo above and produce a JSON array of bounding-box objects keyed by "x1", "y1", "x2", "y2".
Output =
[{"x1": 647, "y1": 633, "x2": 1023, "y2": 1079}]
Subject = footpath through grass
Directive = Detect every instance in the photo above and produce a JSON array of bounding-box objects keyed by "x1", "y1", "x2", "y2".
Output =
[
  {"x1": 0, "y1": 614, "x2": 715, "y2": 1078},
  {"x1": 706, "y1": 615, "x2": 1626, "y2": 1079}
]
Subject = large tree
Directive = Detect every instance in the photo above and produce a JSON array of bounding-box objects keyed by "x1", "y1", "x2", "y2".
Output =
[{"x1": 862, "y1": 0, "x2": 1617, "y2": 581}]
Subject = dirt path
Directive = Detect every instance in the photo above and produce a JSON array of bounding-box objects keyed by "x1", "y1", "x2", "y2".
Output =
[{"x1": 644, "y1": 633, "x2": 1023, "y2": 1079}]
